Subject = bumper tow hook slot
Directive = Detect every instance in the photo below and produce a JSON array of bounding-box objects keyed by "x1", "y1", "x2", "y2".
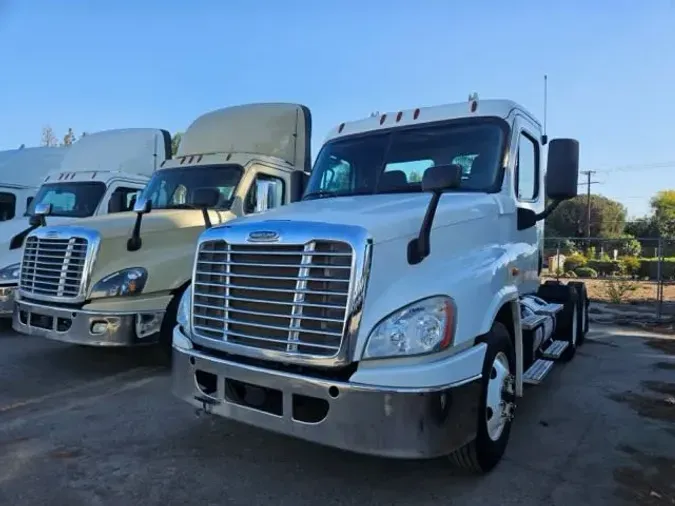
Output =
[{"x1": 194, "y1": 395, "x2": 219, "y2": 417}]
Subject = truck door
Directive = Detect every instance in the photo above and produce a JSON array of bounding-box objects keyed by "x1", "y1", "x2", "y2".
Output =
[
  {"x1": 100, "y1": 180, "x2": 146, "y2": 215},
  {"x1": 511, "y1": 115, "x2": 544, "y2": 293}
]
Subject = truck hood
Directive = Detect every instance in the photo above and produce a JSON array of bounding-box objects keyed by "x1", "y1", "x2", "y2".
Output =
[
  {"x1": 66, "y1": 209, "x2": 234, "y2": 239},
  {"x1": 233, "y1": 193, "x2": 506, "y2": 244},
  {"x1": 0, "y1": 216, "x2": 74, "y2": 268}
]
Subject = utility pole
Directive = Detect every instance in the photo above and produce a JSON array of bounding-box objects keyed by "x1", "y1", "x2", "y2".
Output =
[{"x1": 580, "y1": 170, "x2": 596, "y2": 239}]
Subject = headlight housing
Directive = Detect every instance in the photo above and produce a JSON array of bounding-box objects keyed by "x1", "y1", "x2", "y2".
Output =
[
  {"x1": 362, "y1": 296, "x2": 456, "y2": 360},
  {"x1": 176, "y1": 284, "x2": 192, "y2": 332},
  {"x1": 0, "y1": 263, "x2": 21, "y2": 283},
  {"x1": 90, "y1": 267, "x2": 148, "y2": 298}
]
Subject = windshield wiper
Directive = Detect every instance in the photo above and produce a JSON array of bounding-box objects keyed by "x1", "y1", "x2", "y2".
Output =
[
  {"x1": 163, "y1": 203, "x2": 199, "y2": 210},
  {"x1": 302, "y1": 190, "x2": 338, "y2": 201},
  {"x1": 303, "y1": 189, "x2": 374, "y2": 201}
]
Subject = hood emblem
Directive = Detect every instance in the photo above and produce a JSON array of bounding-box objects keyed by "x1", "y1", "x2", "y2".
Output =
[{"x1": 247, "y1": 230, "x2": 280, "y2": 243}]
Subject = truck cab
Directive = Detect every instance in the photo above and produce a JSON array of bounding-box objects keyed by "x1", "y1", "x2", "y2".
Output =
[
  {"x1": 0, "y1": 145, "x2": 70, "y2": 221},
  {"x1": 13, "y1": 103, "x2": 311, "y2": 351},
  {"x1": 0, "y1": 128, "x2": 170, "y2": 318},
  {"x1": 171, "y1": 96, "x2": 588, "y2": 474}
]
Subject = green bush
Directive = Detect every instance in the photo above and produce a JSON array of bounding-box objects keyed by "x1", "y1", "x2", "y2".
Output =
[
  {"x1": 638, "y1": 258, "x2": 675, "y2": 280},
  {"x1": 575, "y1": 266, "x2": 598, "y2": 278},
  {"x1": 587, "y1": 260, "x2": 622, "y2": 276},
  {"x1": 564, "y1": 252, "x2": 587, "y2": 272},
  {"x1": 620, "y1": 256, "x2": 641, "y2": 276}
]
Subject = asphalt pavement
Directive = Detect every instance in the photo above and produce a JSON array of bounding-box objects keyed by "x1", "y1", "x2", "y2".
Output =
[{"x1": 0, "y1": 321, "x2": 673, "y2": 505}]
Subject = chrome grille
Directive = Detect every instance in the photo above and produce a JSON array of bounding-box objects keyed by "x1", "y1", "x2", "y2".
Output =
[
  {"x1": 20, "y1": 236, "x2": 89, "y2": 300},
  {"x1": 192, "y1": 240, "x2": 353, "y2": 357}
]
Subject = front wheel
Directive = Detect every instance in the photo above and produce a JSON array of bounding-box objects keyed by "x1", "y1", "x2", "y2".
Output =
[{"x1": 449, "y1": 322, "x2": 516, "y2": 473}]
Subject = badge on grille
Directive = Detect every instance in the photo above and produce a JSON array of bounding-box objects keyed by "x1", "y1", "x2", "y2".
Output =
[{"x1": 247, "y1": 231, "x2": 280, "y2": 243}]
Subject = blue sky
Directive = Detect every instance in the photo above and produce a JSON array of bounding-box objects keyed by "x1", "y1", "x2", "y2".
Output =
[{"x1": 1, "y1": 0, "x2": 674, "y2": 218}]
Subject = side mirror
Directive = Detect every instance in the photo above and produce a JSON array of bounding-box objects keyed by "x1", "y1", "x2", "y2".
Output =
[
  {"x1": 34, "y1": 203, "x2": 52, "y2": 217},
  {"x1": 193, "y1": 188, "x2": 221, "y2": 208},
  {"x1": 193, "y1": 188, "x2": 221, "y2": 229},
  {"x1": 133, "y1": 196, "x2": 152, "y2": 214},
  {"x1": 546, "y1": 138, "x2": 579, "y2": 201},
  {"x1": 408, "y1": 164, "x2": 463, "y2": 266},
  {"x1": 254, "y1": 180, "x2": 272, "y2": 213},
  {"x1": 422, "y1": 164, "x2": 463, "y2": 193},
  {"x1": 29, "y1": 203, "x2": 52, "y2": 227}
]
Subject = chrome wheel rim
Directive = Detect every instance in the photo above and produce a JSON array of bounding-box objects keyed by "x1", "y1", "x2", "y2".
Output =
[{"x1": 486, "y1": 351, "x2": 511, "y2": 441}]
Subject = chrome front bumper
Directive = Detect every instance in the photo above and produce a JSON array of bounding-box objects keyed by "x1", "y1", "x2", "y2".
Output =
[
  {"x1": 0, "y1": 284, "x2": 16, "y2": 317},
  {"x1": 172, "y1": 328, "x2": 483, "y2": 459},
  {"x1": 13, "y1": 299, "x2": 165, "y2": 347}
]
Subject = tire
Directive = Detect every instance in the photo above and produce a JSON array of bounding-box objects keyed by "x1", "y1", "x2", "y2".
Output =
[
  {"x1": 154, "y1": 289, "x2": 183, "y2": 366},
  {"x1": 567, "y1": 281, "x2": 589, "y2": 345},
  {"x1": 448, "y1": 322, "x2": 515, "y2": 473},
  {"x1": 537, "y1": 283, "x2": 579, "y2": 362}
]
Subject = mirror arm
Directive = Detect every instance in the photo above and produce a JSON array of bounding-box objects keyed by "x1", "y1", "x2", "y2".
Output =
[
  {"x1": 201, "y1": 207, "x2": 212, "y2": 229},
  {"x1": 407, "y1": 191, "x2": 442, "y2": 265},
  {"x1": 127, "y1": 212, "x2": 145, "y2": 252},
  {"x1": 534, "y1": 199, "x2": 561, "y2": 221}
]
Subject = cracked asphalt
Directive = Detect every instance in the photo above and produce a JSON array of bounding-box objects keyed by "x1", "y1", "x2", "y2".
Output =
[{"x1": 0, "y1": 321, "x2": 673, "y2": 505}]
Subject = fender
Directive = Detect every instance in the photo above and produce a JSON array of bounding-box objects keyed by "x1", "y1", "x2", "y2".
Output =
[{"x1": 480, "y1": 285, "x2": 524, "y2": 397}]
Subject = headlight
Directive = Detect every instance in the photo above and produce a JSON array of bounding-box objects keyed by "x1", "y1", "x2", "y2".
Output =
[
  {"x1": 362, "y1": 296, "x2": 456, "y2": 360},
  {"x1": 90, "y1": 267, "x2": 148, "y2": 298},
  {"x1": 176, "y1": 285, "x2": 192, "y2": 332},
  {"x1": 0, "y1": 263, "x2": 21, "y2": 282}
]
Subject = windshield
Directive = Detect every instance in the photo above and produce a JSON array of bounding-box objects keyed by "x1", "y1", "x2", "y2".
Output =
[
  {"x1": 139, "y1": 164, "x2": 243, "y2": 210},
  {"x1": 26, "y1": 182, "x2": 106, "y2": 217},
  {"x1": 304, "y1": 119, "x2": 507, "y2": 199}
]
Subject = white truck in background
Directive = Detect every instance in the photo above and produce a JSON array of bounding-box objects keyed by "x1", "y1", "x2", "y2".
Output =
[
  {"x1": 0, "y1": 145, "x2": 69, "y2": 221},
  {"x1": 0, "y1": 128, "x2": 171, "y2": 317},
  {"x1": 12, "y1": 103, "x2": 311, "y2": 353},
  {"x1": 171, "y1": 96, "x2": 590, "y2": 473}
]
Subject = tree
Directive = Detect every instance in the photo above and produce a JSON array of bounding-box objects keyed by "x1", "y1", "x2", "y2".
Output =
[
  {"x1": 171, "y1": 132, "x2": 183, "y2": 156},
  {"x1": 545, "y1": 194, "x2": 627, "y2": 238},
  {"x1": 40, "y1": 126, "x2": 58, "y2": 147},
  {"x1": 61, "y1": 128, "x2": 76, "y2": 146},
  {"x1": 650, "y1": 190, "x2": 675, "y2": 238},
  {"x1": 625, "y1": 216, "x2": 659, "y2": 239}
]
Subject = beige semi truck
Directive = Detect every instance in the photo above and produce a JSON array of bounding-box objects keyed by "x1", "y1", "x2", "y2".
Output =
[{"x1": 12, "y1": 103, "x2": 311, "y2": 353}]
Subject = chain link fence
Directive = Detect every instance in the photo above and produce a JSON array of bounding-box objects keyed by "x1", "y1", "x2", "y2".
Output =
[{"x1": 543, "y1": 237, "x2": 674, "y2": 320}]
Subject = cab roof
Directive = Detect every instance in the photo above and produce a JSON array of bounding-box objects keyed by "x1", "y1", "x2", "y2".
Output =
[
  {"x1": 0, "y1": 145, "x2": 70, "y2": 188},
  {"x1": 325, "y1": 99, "x2": 540, "y2": 142}
]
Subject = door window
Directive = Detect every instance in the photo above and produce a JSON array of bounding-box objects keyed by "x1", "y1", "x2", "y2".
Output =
[
  {"x1": 514, "y1": 133, "x2": 539, "y2": 201},
  {"x1": 0, "y1": 192, "x2": 15, "y2": 220}
]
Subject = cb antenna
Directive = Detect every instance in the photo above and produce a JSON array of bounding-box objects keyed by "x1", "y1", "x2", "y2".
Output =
[{"x1": 542, "y1": 74, "x2": 548, "y2": 145}]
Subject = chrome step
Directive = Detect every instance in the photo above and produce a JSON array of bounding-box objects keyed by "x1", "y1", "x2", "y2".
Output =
[
  {"x1": 537, "y1": 303, "x2": 564, "y2": 316},
  {"x1": 540, "y1": 339, "x2": 569, "y2": 360},
  {"x1": 523, "y1": 358, "x2": 555, "y2": 385},
  {"x1": 521, "y1": 314, "x2": 547, "y2": 331}
]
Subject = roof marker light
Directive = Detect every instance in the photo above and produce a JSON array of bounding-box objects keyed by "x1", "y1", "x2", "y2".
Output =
[
  {"x1": 379, "y1": 114, "x2": 387, "y2": 125},
  {"x1": 338, "y1": 122, "x2": 345, "y2": 133},
  {"x1": 413, "y1": 108, "x2": 420, "y2": 120},
  {"x1": 396, "y1": 111, "x2": 403, "y2": 122},
  {"x1": 468, "y1": 92, "x2": 479, "y2": 113}
]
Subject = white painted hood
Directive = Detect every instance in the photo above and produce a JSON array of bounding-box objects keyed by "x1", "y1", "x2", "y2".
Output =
[{"x1": 232, "y1": 193, "x2": 502, "y2": 244}]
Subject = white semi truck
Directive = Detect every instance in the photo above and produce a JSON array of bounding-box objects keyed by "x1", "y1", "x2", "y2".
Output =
[
  {"x1": 170, "y1": 96, "x2": 591, "y2": 473},
  {"x1": 0, "y1": 128, "x2": 170, "y2": 317},
  {"x1": 0, "y1": 145, "x2": 69, "y2": 221}
]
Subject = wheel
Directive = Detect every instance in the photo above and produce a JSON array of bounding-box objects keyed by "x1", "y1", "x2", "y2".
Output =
[
  {"x1": 154, "y1": 289, "x2": 183, "y2": 366},
  {"x1": 567, "y1": 281, "x2": 589, "y2": 345},
  {"x1": 449, "y1": 322, "x2": 515, "y2": 473}
]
